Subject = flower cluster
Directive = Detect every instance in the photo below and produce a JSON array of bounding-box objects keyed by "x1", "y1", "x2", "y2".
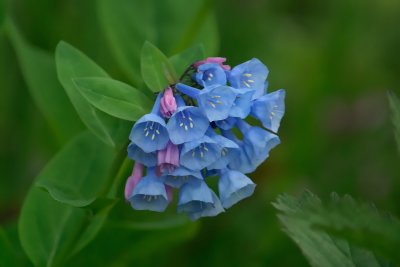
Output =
[{"x1": 125, "y1": 57, "x2": 285, "y2": 220}]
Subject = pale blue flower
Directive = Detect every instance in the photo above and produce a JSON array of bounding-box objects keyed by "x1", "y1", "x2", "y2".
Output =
[
  {"x1": 195, "y1": 63, "x2": 227, "y2": 87},
  {"x1": 127, "y1": 142, "x2": 157, "y2": 167}
]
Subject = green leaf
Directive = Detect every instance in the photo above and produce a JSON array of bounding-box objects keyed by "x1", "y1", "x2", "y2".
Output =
[
  {"x1": 19, "y1": 187, "x2": 115, "y2": 267},
  {"x1": 169, "y1": 43, "x2": 205, "y2": 75},
  {"x1": 6, "y1": 19, "x2": 83, "y2": 143},
  {"x1": 141, "y1": 41, "x2": 177, "y2": 92},
  {"x1": 273, "y1": 191, "x2": 396, "y2": 267},
  {"x1": 73, "y1": 77, "x2": 153, "y2": 121},
  {"x1": 55, "y1": 41, "x2": 131, "y2": 148},
  {"x1": 97, "y1": 0, "x2": 218, "y2": 85},
  {"x1": 35, "y1": 131, "x2": 115, "y2": 207},
  {"x1": 388, "y1": 91, "x2": 400, "y2": 152},
  {"x1": 0, "y1": 1, "x2": 4, "y2": 27}
]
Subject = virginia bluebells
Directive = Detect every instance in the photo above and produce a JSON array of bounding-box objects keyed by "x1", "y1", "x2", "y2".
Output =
[{"x1": 125, "y1": 56, "x2": 285, "y2": 220}]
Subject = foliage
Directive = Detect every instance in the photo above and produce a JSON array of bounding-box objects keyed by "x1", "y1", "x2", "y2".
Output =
[
  {"x1": 1, "y1": 0, "x2": 400, "y2": 266},
  {"x1": 274, "y1": 191, "x2": 399, "y2": 267}
]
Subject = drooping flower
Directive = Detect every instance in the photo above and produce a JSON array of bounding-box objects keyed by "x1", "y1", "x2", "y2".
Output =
[
  {"x1": 177, "y1": 180, "x2": 224, "y2": 220},
  {"x1": 129, "y1": 168, "x2": 170, "y2": 212},
  {"x1": 124, "y1": 162, "x2": 144, "y2": 201},
  {"x1": 229, "y1": 88, "x2": 255, "y2": 118},
  {"x1": 127, "y1": 143, "x2": 157, "y2": 167},
  {"x1": 160, "y1": 87, "x2": 177, "y2": 118},
  {"x1": 228, "y1": 58, "x2": 269, "y2": 100},
  {"x1": 129, "y1": 94, "x2": 169, "y2": 153},
  {"x1": 180, "y1": 134, "x2": 221, "y2": 170},
  {"x1": 166, "y1": 96, "x2": 209, "y2": 145},
  {"x1": 157, "y1": 141, "x2": 180, "y2": 174},
  {"x1": 195, "y1": 63, "x2": 227, "y2": 87},
  {"x1": 176, "y1": 83, "x2": 237, "y2": 122},
  {"x1": 225, "y1": 120, "x2": 280, "y2": 174},
  {"x1": 193, "y1": 57, "x2": 231, "y2": 71},
  {"x1": 207, "y1": 130, "x2": 240, "y2": 170},
  {"x1": 251, "y1": 89, "x2": 286, "y2": 133},
  {"x1": 215, "y1": 117, "x2": 237, "y2": 130},
  {"x1": 162, "y1": 166, "x2": 203, "y2": 188},
  {"x1": 218, "y1": 169, "x2": 256, "y2": 208}
]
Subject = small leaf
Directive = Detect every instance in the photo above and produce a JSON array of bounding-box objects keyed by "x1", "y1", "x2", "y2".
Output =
[
  {"x1": 169, "y1": 43, "x2": 205, "y2": 75},
  {"x1": 35, "y1": 131, "x2": 115, "y2": 207},
  {"x1": 141, "y1": 41, "x2": 177, "y2": 92},
  {"x1": 73, "y1": 77, "x2": 153, "y2": 121},
  {"x1": 6, "y1": 19, "x2": 83, "y2": 143},
  {"x1": 55, "y1": 41, "x2": 131, "y2": 148},
  {"x1": 388, "y1": 91, "x2": 400, "y2": 151},
  {"x1": 19, "y1": 187, "x2": 114, "y2": 267}
]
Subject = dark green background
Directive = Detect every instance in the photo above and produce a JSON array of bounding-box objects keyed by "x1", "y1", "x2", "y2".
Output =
[{"x1": 1, "y1": 0, "x2": 399, "y2": 266}]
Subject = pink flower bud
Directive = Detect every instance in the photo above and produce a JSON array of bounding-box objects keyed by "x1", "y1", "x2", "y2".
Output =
[
  {"x1": 124, "y1": 162, "x2": 144, "y2": 201},
  {"x1": 160, "y1": 87, "x2": 177, "y2": 118},
  {"x1": 157, "y1": 141, "x2": 180, "y2": 174},
  {"x1": 193, "y1": 57, "x2": 231, "y2": 71}
]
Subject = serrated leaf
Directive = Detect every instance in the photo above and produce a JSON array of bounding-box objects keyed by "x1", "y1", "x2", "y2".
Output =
[
  {"x1": 35, "y1": 131, "x2": 115, "y2": 207},
  {"x1": 169, "y1": 43, "x2": 205, "y2": 75},
  {"x1": 6, "y1": 19, "x2": 83, "y2": 143},
  {"x1": 273, "y1": 191, "x2": 396, "y2": 267},
  {"x1": 73, "y1": 77, "x2": 153, "y2": 121},
  {"x1": 388, "y1": 91, "x2": 400, "y2": 152},
  {"x1": 55, "y1": 41, "x2": 131, "y2": 148},
  {"x1": 97, "y1": 0, "x2": 219, "y2": 86},
  {"x1": 141, "y1": 41, "x2": 177, "y2": 92},
  {"x1": 19, "y1": 187, "x2": 114, "y2": 267}
]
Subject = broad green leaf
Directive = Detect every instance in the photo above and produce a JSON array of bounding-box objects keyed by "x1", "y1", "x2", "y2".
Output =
[
  {"x1": 6, "y1": 20, "x2": 83, "y2": 143},
  {"x1": 73, "y1": 77, "x2": 153, "y2": 121},
  {"x1": 388, "y1": 91, "x2": 400, "y2": 151},
  {"x1": 19, "y1": 187, "x2": 115, "y2": 267},
  {"x1": 97, "y1": 0, "x2": 219, "y2": 85},
  {"x1": 55, "y1": 41, "x2": 131, "y2": 148},
  {"x1": 141, "y1": 41, "x2": 177, "y2": 92},
  {"x1": 169, "y1": 43, "x2": 205, "y2": 75},
  {"x1": 35, "y1": 131, "x2": 115, "y2": 207},
  {"x1": 273, "y1": 191, "x2": 395, "y2": 267}
]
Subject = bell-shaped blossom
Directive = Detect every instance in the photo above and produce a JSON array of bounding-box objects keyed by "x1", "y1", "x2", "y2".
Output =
[
  {"x1": 187, "y1": 191, "x2": 224, "y2": 221},
  {"x1": 157, "y1": 141, "x2": 180, "y2": 174},
  {"x1": 193, "y1": 57, "x2": 231, "y2": 71},
  {"x1": 229, "y1": 88, "x2": 255, "y2": 118},
  {"x1": 215, "y1": 117, "x2": 237, "y2": 130},
  {"x1": 129, "y1": 168, "x2": 169, "y2": 212},
  {"x1": 166, "y1": 96, "x2": 209, "y2": 144},
  {"x1": 218, "y1": 169, "x2": 256, "y2": 208},
  {"x1": 176, "y1": 83, "x2": 236, "y2": 122},
  {"x1": 178, "y1": 180, "x2": 224, "y2": 220},
  {"x1": 180, "y1": 135, "x2": 221, "y2": 170},
  {"x1": 124, "y1": 162, "x2": 144, "y2": 200},
  {"x1": 229, "y1": 58, "x2": 269, "y2": 100},
  {"x1": 207, "y1": 130, "x2": 240, "y2": 170},
  {"x1": 130, "y1": 94, "x2": 169, "y2": 153},
  {"x1": 127, "y1": 142, "x2": 157, "y2": 167},
  {"x1": 160, "y1": 87, "x2": 177, "y2": 118},
  {"x1": 162, "y1": 166, "x2": 203, "y2": 188},
  {"x1": 227, "y1": 120, "x2": 280, "y2": 173},
  {"x1": 251, "y1": 89, "x2": 285, "y2": 133},
  {"x1": 195, "y1": 63, "x2": 227, "y2": 87}
]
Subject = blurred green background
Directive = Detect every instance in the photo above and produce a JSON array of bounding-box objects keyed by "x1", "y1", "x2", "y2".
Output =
[{"x1": 1, "y1": 0, "x2": 400, "y2": 266}]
